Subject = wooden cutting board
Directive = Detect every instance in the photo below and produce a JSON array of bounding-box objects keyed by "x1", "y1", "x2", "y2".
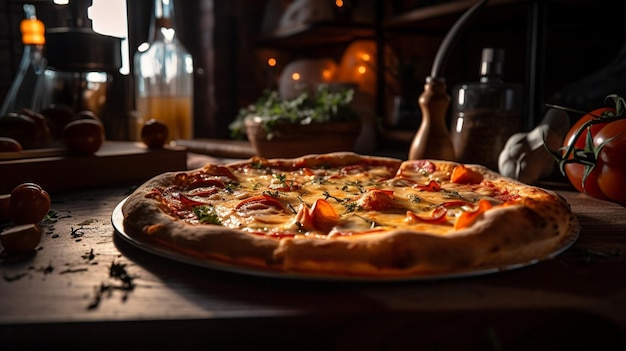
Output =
[{"x1": 0, "y1": 141, "x2": 187, "y2": 194}]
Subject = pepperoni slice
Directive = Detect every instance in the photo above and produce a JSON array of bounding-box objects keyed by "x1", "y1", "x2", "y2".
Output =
[
  {"x1": 405, "y1": 206, "x2": 447, "y2": 224},
  {"x1": 398, "y1": 160, "x2": 436, "y2": 176},
  {"x1": 187, "y1": 178, "x2": 225, "y2": 190},
  {"x1": 414, "y1": 180, "x2": 441, "y2": 192},
  {"x1": 236, "y1": 194, "x2": 285, "y2": 212}
]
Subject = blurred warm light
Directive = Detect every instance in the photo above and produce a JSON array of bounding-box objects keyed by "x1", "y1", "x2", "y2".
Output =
[
  {"x1": 322, "y1": 69, "x2": 333, "y2": 80},
  {"x1": 338, "y1": 41, "x2": 377, "y2": 96},
  {"x1": 278, "y1": 58, "x2": 338, "y2": 100},
  {"x1": 335, "y1": 0, "x2": 344, "y2": 8},
  {"x1": 338, "y1": 40, "x2": 398, "y2": 97},
  {"x1": 267, "y1": 57, "x2": 277, "y2": 67}
]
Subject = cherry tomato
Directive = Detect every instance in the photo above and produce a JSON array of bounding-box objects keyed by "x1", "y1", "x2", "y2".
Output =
[
  {"x1": 0, "y1": 137, "x2": 23, "y2": 152},
  {"x1": 0, "y1": 223, "x2": 42, "y2": 253},
  {"x1": 63, "y1": 119, "x2": 105, "y2": 155},
  {"x1": 75, "y1": 110, "x2": 102, "y2": 124},
  {"x1": 141, "y1": 119, "x2": 169, "y2": 148},
  {"x1": 40, "y1": 104, "x2": 76, "y2": 139},
  {"x1": 0, "y1": 112, "x2": 38, "y2": 148},
  {"x1": 561, "y1": 106, "x2": 626, "y2": 205},
  {"x1": 10, "y1": 183, "x2": 51, "y2": 224},
  {"x1": 19, "y1": 109, "x2": 52, "y2": 148},
  {"x1": 0, "y1": 194, "x2": 11, "y2": 222}
]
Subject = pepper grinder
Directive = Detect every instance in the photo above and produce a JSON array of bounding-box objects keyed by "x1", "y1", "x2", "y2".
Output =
[
  {"x1": 408, "y1": 0, "x2": 488, "y2": 160},
  {"x1": 450, "y1": 48, "x2": 523, "y2": 170}
]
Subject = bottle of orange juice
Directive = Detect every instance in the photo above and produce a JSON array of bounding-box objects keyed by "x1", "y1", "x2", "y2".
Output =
[{"x1": 133, "y1": 0, "x2": 194, "y2": 142}]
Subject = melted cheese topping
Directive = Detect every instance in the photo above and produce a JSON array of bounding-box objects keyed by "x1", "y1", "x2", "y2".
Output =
[{"x1": 156, "y1": 159, "x2": 520, "y2": 239}]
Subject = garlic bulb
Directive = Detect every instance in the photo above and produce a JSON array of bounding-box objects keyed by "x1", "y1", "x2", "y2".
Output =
[{"x1": 498, "y1": 109, "x2": 570, "y2": 184}]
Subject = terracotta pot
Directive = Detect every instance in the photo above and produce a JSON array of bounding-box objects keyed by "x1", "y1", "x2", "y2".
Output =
[{"x1": 244, "y1": 118, "x2": 360, "y2": 158}]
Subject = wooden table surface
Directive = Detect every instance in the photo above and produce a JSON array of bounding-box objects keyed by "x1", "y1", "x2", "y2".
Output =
[{"x1": 1, "y1": 172, "x2": 625, "y2": 350}]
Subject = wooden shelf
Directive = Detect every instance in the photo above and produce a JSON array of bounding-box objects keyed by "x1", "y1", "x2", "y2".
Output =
[
  {"x1": 1, "y1": 141, "x2": 187, "y2": 194},
  {"x1": 254, "y1": 21, "x2": 376, "y2": 48},
  {"x1": 245, "y1": 0, "x2": 616, "y2": 136},
  {"x1": 383, "y1": 0, "x2": 530, "y2": 33}
]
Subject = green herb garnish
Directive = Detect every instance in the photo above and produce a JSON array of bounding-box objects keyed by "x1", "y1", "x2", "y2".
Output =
[
  {"x1": 341, "y1": 181, "x2": 365, "y2": 194},
  {"x1": 193, "y1": 205, "x2": 222, "y2": 225},
  {"x1": 409, "y1": 194, "x2": 422, "y2": 203},
  {"x1": 323, "y1": 191, "x2": 344, "y2": 203},
  {"x1": 441, "y1": 189, "x2": 472, "y2": 202},
  {"x1": 274, "y1": 173, "x2": 287, "y2": 183},
  {"x1": 263, "y1": 190, "x2": 281, "y2": 198},
  {"x1": 343, "y1": 202, "x2": 358, "y2": 213}
]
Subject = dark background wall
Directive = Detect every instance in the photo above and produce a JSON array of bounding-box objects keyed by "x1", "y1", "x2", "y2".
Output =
[{"x1": 1, "y1": 0, "x2": 624, "y2": 142}]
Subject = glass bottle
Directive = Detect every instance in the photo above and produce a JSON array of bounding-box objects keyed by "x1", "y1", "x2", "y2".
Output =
[
  {"x1": 0, "y1": 4, "x2": 46, "y2": 116},
  {"x1": 133, "y1": 0, "x2": 194, "y2": 142},
  {"x1": 41, "y1": 0, "x2": 121, "y2": 136},
  {"x1": 450, "y1": 48, "x2": 523, "y2": 170}
]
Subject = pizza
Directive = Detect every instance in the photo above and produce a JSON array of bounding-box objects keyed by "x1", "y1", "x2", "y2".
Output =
[{"x1": 120, "y1": 152, "x2": 578, "y2": 278}]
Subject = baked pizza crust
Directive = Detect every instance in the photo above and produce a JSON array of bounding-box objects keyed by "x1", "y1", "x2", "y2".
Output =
[
  {"x1": 122, "y1": 172, "x2": 281, "y2": 268},
  {"x1": 121, "y1": 152, "x2": 579, "y2": 277}
]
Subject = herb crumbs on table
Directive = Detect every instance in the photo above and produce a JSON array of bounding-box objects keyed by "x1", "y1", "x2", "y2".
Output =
[
  {"x1": 87, "y1": 261, "x2": 137, "y2": 310},
  {"x1": 37, "y1": 263, "x2": 54, "y2": 274},
  {"x1": 3, "y1": 272, "x2": 28, "y2": 282},
  {"x1": 70, "y1": 226, "x2": 85, "y2": 240},
  {"x1": 82, "y1": 248, "x2": 95, "y2": 261},
  {"x1": 59, "y1": 267, "x2": 88, "y2": 274},
  {"x1": 566, "y1": 246, "x2": 623, "y2": 264}
]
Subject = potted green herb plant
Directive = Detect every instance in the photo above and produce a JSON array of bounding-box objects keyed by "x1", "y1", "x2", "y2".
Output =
[{"x1": 229, "y1": 84, "x2": 361, "y2": 158}]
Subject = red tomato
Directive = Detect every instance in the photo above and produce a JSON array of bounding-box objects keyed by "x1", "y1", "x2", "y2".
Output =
[
  {"x1": 10, "y1": 183, "x2": 51, "y2": 224},
  {"x1": 40, "y1": 104, "x2": 76, "y2": 138},
  {"x1": 141, "y1": 119, "x2": 169, "y2": 149},
  {"x1": 0, "y1": 112, "x2": 38, "y2": 148},
  {"x1": 0, "y1": 137, "x2": 22, "y2": 152},
  {"x1": 594, "y1": 119, "x2": 626, "y2": 205},
  {"x1": 0, "y1": 194, "x2": 11, "y2": 222},
  {"x1": 563, "y1": 107, "x2": 613, "y2": 151},
  {"x1": 561, "y1": 106, "x2": 626, "y2": 205},
  {"x1": 0, "y1": 223, "x2": 42, "y2": 253},
  {"x1": 63, "y1": 119, "x2": 105, "y2": 155},
  {"x1": 75, "y1": 110, "x2": 101, "y2": 122}
]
